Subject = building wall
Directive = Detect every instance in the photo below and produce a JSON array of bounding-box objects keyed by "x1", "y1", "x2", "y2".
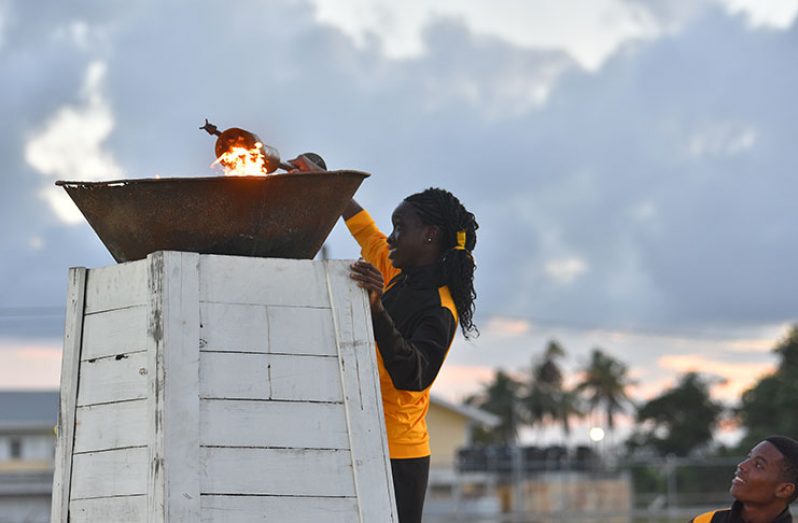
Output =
[
  {"x1": 0, "y1": 434, "x2": 54, "y2": 464},
  {"x1": 427, "y1": 403, "x2": 469, "y2": 468},
  {"x1": 0, "y1": 437, "x2": 53, "y2": 523}
]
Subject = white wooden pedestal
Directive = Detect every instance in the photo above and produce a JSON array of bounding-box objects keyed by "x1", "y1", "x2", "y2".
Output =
[{"x1": 52, "y1": 251, "x2": 397, "y2": 522}]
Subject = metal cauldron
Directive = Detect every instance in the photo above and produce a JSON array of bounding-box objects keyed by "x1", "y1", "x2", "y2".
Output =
[{"x1": 56, "y1": 171, "x2": 369, "y2": 262}]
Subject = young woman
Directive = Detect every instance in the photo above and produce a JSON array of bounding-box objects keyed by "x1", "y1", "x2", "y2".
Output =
[
  {"x1": 346, "y1": 191, "x2": 478, "y2": 523},
  {"x1": 290, "y1": 156, "x2": 478, "y2": 522}
]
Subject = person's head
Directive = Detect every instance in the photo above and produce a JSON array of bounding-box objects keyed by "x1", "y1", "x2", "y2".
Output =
[
  {"x1": 389, "y1": 187, "x2": 478, "y2": 338},
  {"x1": 731, "y1": 436, "x2": 798, "y2": 508}
]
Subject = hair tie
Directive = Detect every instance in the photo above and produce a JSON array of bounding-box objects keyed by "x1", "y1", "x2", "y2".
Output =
[{"x1": 454, "y1": 230, "x2": 467, "y2": 250}]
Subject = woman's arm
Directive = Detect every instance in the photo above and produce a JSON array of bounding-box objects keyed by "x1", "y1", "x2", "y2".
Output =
[
  {"x1": 342, "y1": 199, "x2": 363, "y2": 220},
  {"x1": 371, "y1": 306, "x2": 456, "y2": 392},
  {"x1": 287, "y1": 154, "x2": 361, "y2": 220}
]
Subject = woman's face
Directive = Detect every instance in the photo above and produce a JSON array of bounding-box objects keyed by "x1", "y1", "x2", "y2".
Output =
[{"x1": 387, "y1": 202, "x2": 440, "y2": 269}]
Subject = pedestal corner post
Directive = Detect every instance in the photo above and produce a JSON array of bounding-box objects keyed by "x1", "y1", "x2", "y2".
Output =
[
  {"x1": 146, "y1": 251, "x2": 201, "y2": 522},
  {"x1": 324, "y1": 260, "x2": 399, "y2": 522},
  {"x1": 51, "y1": 267, "x2": 88, "y2": 523}
]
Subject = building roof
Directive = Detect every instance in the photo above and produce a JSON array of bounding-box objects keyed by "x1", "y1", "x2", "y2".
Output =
[
  {"x1": 429, "y1": 393, "x2": 500, "y2": 428},
  {"x1": 0, "y1": 390, "x2": 501, "y2": 431},
  {"x1": 0, "y1": 390, "x2": 59, "y2": 429}
]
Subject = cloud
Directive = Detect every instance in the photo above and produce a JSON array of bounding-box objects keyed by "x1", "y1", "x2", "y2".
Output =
[
  {"x1": 0, "y1": 1, "x2": 6, "y2": 50},
  {"x1": 658, "y1": 353, "x2": 774, "y2": 401},
  {"x1": 311, "y1": 0, "x2": 659, "y2": 70},
  {"x1": 431, "y1": 365, "x2": 498, "y2": 402},
  {"x1": 716, "y1": 0, "x2": 798, "y2": 29},
  {"x1": 0, "y1": 0, "x2": 796, "y2": 416},
  {"x1": 0, "y1": 339, "x2": 62, "y2": 390},
  {"x1": 687, "y1": 121, "x2": 758, "y2": 158},
  {"x1": 25, "y1": 61, "x2": 124, "y2": 224},
  {"x1": 544, "y1": 256, "x2": 589, "y2": 285}
]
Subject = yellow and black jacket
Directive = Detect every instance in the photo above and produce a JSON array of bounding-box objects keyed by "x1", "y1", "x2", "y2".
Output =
[
  {"x1": 346, "y1": 209, "x2": 458, "y2": 459},
  {"x1": 692, "y1": 502, "x2": 792, "y2": 522}
]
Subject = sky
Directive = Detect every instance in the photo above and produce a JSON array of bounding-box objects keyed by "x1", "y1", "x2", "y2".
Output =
[{"x1": 2, "y1": 0, "x2": 798, "y2": 444}]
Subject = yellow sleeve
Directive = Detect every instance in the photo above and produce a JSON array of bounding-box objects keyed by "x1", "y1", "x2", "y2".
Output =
[
  {"x1": 345, "y1": 210, "x2": 400, "y2": 287},
  {"x1": 692, "y1": 511, "x2": 716, "y2": 523}
]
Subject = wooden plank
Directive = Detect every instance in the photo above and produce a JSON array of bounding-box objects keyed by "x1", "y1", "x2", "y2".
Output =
[
  {"x1": 269, "y1": 353, "x2": 342, "y2": 401},
  {"x1": 201, "y1": 447, "x2": 355, "y2": 497},
  {"x1": 73, "y1": 400, "x2": 149, "y2": 454},
  {"x1": 52, "y1": 267, "x2": 87, "y2": 523},
  {"x1": 199, "y1": 352, "x2": 342, "y2": 402},
  {"x1": 81, "y1": 306, "x2": 148, "y2": 360},
  {"x1": 69, "y1": 495, "x2": 146, "y2": 522},
  {"x1": 201, "y1": 495, "x2": 358, "y2": 523},
  {"x1": 199, "y1": 302, "x2": 268, "y2": 353},
  {"x1": 200, "y1": 399, "x2": 349, "y2": 449},
  {"x1": 146, "y1": 251, "x2": 201, "y2": 522},
  {"x1": 84, "y1": 260, "x2": 148, "y2": 313},
  {"x1": 76, "y1": 351, "x2": 148, "y2": 407},
  {"x1": 70, "y1": 447, "x2": 149, "y2": 499},
  {"x1": 268, "y1": 306, "x2": 337, "y2": 356},
  {"x1": 325, "y1": 260, "x2": 398, "y2": 522},
  {"x1": 199, "y1": 255, "x2": 330, "y2": 307}
]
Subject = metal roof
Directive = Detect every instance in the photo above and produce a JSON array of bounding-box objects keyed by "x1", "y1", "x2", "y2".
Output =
[
  {"x1": 429, "y1": 393, "x2": 501, "y2": 428},
  {"x1": 0, "y1": 390, "x2": 501, "y2": 431},
  {"x1": 0, "y1": 390, "x2": 58, "y2": 427}
]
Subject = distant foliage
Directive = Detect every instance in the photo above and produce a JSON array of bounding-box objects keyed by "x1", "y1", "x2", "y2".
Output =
[
  {"x1": 575, "y1": 348, "x2": 634, "y2": 433},
  {"x1": 465, "y1": 370, "x2": 525, "y2": 445},
  {"x1": 628, "y1": 372, "x2": 724, "y2": 457},
  {"x1": 737, "y1": 325, "x2": 798, "y2": 450},
  {"x1": 523, "y1": 340, "x2": 582, "y2": 435}
]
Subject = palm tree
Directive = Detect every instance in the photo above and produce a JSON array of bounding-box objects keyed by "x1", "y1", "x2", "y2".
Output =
[
  {"x1": 576, "y1": 348, "x2": 633, "y2": 438},
  {"x1": 525, "y1": 340, "x2": 582, "y2": 438},
  {"x1": 465, "y1": 369, "x2": 524, "y2": 445}
]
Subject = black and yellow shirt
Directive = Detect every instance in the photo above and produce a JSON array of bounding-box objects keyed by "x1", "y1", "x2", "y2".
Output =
[
  {"x1": 692, "y1": 501, "x2": 792, "y2": 522},
  {"x1": 346, "y1": 209, "x2": 458, "y2": 459}
]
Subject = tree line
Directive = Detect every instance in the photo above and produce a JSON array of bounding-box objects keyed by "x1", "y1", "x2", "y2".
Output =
[{"x1": 463, "y1": 325, "x2": 798, "y2": 457}]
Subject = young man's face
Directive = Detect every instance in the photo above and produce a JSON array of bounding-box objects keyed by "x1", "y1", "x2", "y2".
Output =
[{"x1": 731, "y1": 441, "x2": 794, "y2": 505}]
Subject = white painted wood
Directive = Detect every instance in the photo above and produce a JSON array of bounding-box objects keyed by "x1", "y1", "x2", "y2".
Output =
[
  {"x1": 200, "y1": 495, "x2": 358, "y2": 523},
  {"x1": 200, "y1": 447, "x2": 355, "y2": 497},
  {"x1": 199, "y1": 255, "x2": 330, "y2": 307},
  {"x1": 52, "y1": 267, "x2": 87, "y2": 523},
  {"x1": 200, "y1": 399, "x2": 350, "y2": 449},
  {"x1": 76, "y1": 351, "x2": 149, "y2": 407},
  {"x1": 81, "y1": 306, "x2": 148, "y2": 360},
  {"x1": 56, "y1": 254, "x2": 396, "y2": 522},
  {"x1": 84, "y1": 259, "x2": 148, "y2": 313},
  {"x1": 199, "y1": 302, "x2": 268, "y2": 352},
  {"x1": 69, "y1": 495, "x2": 147, "y2": 522},
  {"x1": 146, "y1": 251, "x2": 201, "y2": 522},
  {"x1": 325, "y1": 260, "x2": 398, "y2": 522},
  {"x1": 267, "y1": 353, "x2": 341, "y2": 401},
  {"x1": 268, "y1": 306, "x2": 337, "y2": 356},
  {"x1": 73, "y1": 400, "x2": 148, "y2": 453},
  {"x1": 70, "y1": 447, "x2": 150, "y2": 499},
  {"x1": 199, "y1": 352, "x2": 342, "y2": 402}
]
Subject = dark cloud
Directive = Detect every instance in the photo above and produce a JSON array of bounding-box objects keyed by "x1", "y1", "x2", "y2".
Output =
[{"x1": 1, "y1": 0, "x2": 796, "y2": 347}]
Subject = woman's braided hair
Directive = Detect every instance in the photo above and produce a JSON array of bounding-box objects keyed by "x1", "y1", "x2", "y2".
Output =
[{"x1": 404, "y1": 188, "x2": 478, "y2": 338}]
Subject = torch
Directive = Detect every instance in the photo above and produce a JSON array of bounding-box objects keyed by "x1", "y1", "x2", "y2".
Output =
[{"x1": 200, "y1": 119, "x2": 325, "y2": 175}]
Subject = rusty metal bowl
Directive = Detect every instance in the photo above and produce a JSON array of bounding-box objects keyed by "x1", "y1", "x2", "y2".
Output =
[{"x1": 56, "y1": 171, "x2": 369, "y2": 262}]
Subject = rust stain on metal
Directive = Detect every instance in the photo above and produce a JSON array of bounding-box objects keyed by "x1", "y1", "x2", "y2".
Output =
[{"x1": 55, "y1": 171, "x2": 369, "y2": 262}]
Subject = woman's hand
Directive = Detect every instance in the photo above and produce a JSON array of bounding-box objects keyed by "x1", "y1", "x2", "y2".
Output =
[
  {"x1": 286, "y1": 153, "x2": 325, "y2": 172},
  {"x1": 349, "y1": 259, "x2": 384, "y2": 313}
]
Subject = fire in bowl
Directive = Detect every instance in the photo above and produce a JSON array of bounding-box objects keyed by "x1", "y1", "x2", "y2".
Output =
[{"x1": 56, "y1": 171, "x2": 369, "y2": 262}]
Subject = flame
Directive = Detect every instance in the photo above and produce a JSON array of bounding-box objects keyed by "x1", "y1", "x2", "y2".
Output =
[{"x1": 212, "y1": 142, "x2": 267, "y2": 176}]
